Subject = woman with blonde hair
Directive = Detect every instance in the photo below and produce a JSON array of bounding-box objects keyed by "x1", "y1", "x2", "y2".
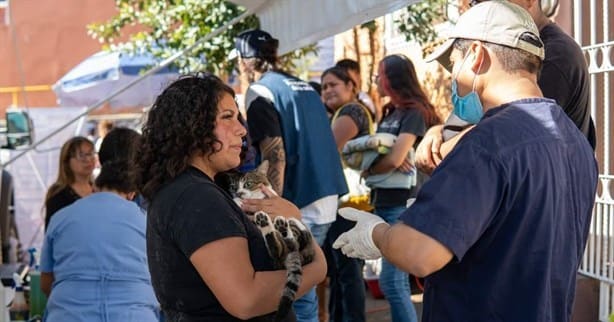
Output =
[{"x1": 44, "y1": 136, "x2": 95, "y2": 230}]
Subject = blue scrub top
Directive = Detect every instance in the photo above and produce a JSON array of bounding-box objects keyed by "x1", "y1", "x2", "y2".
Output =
[
  {"x1": 401, "y1": 99, "x2": 598, "y2": 322},
  {"x1": 41, "y1": 192, "x2": 159, "y2": 322}
]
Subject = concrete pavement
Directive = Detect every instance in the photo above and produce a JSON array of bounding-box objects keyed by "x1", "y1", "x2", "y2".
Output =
[{"x1": 365, "y1": 292, "x2": 422, "y2": 322}]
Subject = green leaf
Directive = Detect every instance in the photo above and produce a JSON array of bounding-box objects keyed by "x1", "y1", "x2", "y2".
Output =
[
  {"x1": 395, "y1": 0, "x2": 449, "y2": 46},
  {"x1": 87, "y1": 0, "x2": 277, "y2": 74}
]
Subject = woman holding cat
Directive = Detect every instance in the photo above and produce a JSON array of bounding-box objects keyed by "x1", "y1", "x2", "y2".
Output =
[
  {"x1": 319, "y1": 66, "x2": 371, "y2": 322},
  {"x1": 365, "y1": 54, "x2": 440, "y2": 322},
  {"x1": 137, "y1": 74, "x2": 326, "y2": 322}
]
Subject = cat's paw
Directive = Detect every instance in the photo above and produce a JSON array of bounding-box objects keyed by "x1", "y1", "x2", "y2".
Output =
[
  {"x1": 286, "y1": 219, "x2": 314, "y2": 264},
  {"x1": 288, "y1": 218, "x2": 310, "y2": 241},
  {"x1": 287, "y1": 218, "x2": 307, "y2": 232},
  {"x1": 254, "y1": 211, "x2": 272, "y2": 228},
  {"x1": 273, "y1": 216, "x2": 292, "y2": 239}
]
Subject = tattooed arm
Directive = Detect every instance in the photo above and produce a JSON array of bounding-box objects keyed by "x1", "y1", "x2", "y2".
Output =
[
  {"x1": 259, "y1": 136, "x2": 286, "y2": 195},
  {"x1": 245, "y1": 93, "x2": 286, "y2": 195}
]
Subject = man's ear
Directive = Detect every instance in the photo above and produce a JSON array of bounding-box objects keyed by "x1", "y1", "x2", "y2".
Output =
[{"x1": 468, "y1": 41, "x2": 488, "y2": 74}]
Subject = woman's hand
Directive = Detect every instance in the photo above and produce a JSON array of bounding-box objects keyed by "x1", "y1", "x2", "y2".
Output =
[
  {"x1": 360, "y1": 169, "x2": 370, "y2": 179},
  {"x1": 241, "y1": 185, "x2": 302, "y2": 220},
  {"x1": 415, "y1": 125, "x2": 444, "y2": 175},
  {"x1": 397, "y1": 158, "x2": 415, "y2": 174}
]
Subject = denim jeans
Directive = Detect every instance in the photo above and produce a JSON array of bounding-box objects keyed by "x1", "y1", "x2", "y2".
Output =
[
  {"x1": 293, "y1": 222, "x2": 332, "y2": 322},
  {"x1": 326, "y1": 215, "x2": 366, "y2": 322},
  {"x1": 375, "y1": 206, "x2": 418, "y2": 322}
]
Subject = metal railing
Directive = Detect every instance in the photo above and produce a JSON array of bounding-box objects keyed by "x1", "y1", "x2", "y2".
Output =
[
  {"x1": 580, "y1": 176, "x2": 614, "y2": 320},
  {"x1": 0, "y1": 85, "x2": 52, "y2": 107},
  {"x1": 574, "y1": 0, "x2": 613, "y2": 320}
]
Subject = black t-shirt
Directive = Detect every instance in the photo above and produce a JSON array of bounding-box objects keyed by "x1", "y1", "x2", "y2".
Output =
[
  {"x1": 246, "y1": 97, "x2": 282, "y2": 146},
  {"x1": 147, "y1": 167, "x2": 294, "y2": 322},
  {"x1": 44, "y1": 185, "x2": 81, "y2": 230},
  {"x1": 539, "y1": 23, "x2": 595, "y2": 149},
  {"x1": 336, "y1": 103, "x2": 371, "y2": 137}
]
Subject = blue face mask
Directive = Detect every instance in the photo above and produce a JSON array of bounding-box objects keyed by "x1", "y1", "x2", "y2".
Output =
[{"x1": 451, "y1": 53, "x2": 484, "y2": 124}]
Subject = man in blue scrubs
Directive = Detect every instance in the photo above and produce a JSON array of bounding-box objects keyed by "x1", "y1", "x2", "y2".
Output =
[{"x1": 333, "y1": 1, "x2": 598, "y2": 322}]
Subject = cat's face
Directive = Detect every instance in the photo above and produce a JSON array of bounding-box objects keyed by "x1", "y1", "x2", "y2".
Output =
[
  {"x1": 236, "y1": 175, "x2": 269, "y2": 199},
  {"x1": 232, "y1": 160, "x2": 271, "y2": 199}
]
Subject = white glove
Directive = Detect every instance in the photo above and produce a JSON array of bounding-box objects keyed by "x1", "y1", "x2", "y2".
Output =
[{"x1": 332, "y1": 207, "x2": 387, "y2": 260}]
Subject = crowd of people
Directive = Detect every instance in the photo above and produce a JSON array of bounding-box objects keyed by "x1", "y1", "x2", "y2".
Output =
[{"x1": 37, "y1": 1, "x2": 597, "y2": 322}]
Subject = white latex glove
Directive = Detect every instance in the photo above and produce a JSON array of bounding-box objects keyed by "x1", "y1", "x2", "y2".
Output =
[{"x1": 332, "y1": 207, "x2": 387, "y2": 260}]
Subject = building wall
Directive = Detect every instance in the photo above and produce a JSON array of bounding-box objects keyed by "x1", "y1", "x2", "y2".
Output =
[{"x1": 0, "y1": 0, "x2": 117, "y2": 112}]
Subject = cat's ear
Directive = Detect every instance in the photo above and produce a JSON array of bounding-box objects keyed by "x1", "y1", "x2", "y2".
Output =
[
  {"x1": 257, "y1": 160, "x2": 270, "y2": 175},
  {"x1": 214, "y1": 170, "x2": 240, "y2": 192}
]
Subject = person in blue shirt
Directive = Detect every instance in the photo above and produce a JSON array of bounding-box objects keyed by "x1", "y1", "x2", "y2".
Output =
[
  {"x1": 416, "y1": 0, "x2": 595, "y2": 175},
  {"x1": 40, "y1": 127, "x2": 160, "y2": 322},
  {"x1": 332, "y1": 2, "x2": 598, "y2": 322}
]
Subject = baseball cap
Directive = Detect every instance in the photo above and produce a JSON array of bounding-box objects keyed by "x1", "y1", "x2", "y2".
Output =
[
  {"x1": 426, "y1": 0, "x2": 545, "y2": 71},
  {"x1": 228, "y1": 29, "x2": 277, "y2": 59}
]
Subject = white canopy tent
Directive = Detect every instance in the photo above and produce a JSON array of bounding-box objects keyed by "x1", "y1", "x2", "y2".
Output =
[{"x1": 230, "y1": 0, "x2": 413, "y2": 55}]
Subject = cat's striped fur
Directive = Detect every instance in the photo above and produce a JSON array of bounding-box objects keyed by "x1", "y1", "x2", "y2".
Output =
[{"x1": 222, "y1": 161, "x2": 315, "y2": 322}]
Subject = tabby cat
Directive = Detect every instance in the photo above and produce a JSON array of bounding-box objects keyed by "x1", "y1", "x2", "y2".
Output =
[{"x1": 218, "y1": 161, "x2": 315, "y2": 322}]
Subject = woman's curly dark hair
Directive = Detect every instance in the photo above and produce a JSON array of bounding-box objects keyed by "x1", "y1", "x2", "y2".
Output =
[{"x1": 136, "y1": 74, "x2": 235, "y2": 200}]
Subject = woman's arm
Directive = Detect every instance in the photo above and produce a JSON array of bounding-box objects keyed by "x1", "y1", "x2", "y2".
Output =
[
  {"x1": 415, "y1": 125, "x2": 473, "y2": 175},
  {"x1": 41, "y1": 272, "x2": 54, "y2": 297},
  {"x1": 259, "y1": 136, "x2": 286, "y2": 195},
  {"x1": 332, "y1": 115, "x2": 360, "y2": 152},
  {"x1": 440, "y1": 126, "x2": 473, "y2": 157},
  {"x1": 368, "y1": 132, "x2": 417, "y2": 175},
  {"x1": 190, "y1": 236, "x2": 326, "y2": 320}
]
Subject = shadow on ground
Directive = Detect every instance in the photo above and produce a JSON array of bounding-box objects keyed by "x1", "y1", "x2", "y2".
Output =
[{"x1": 365, "y1": 291, "x2": 422, "y2": 322}]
